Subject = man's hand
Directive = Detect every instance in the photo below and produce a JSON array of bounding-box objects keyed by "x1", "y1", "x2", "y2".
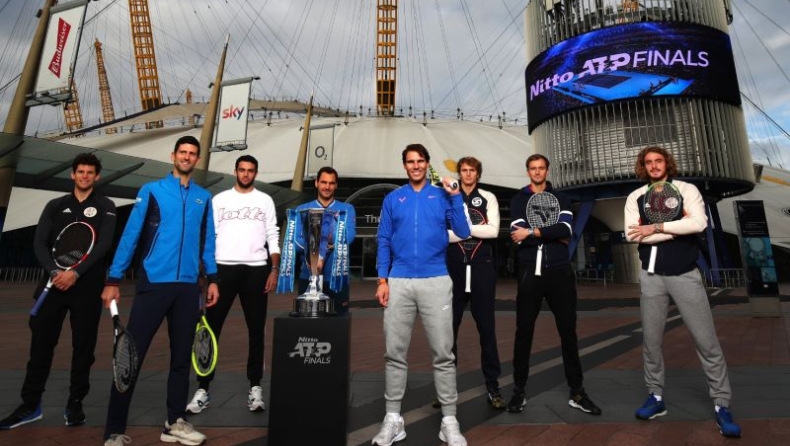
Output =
[
  {"x1": 264, "y1": 271, "x2": 278, "y2": 294},
  {"x1": 51, "y1": 270, "x2": 78, "y2": 291},
  {"x1": 101, "y1": 285, "x2": 120, "y2": 309},
  {"x1": 206, "y1": 283, "x2": 219, "y2": 307},
  {"x1": 627, "y1": 223, "x2": 659, "y2": 242},
  {"x1": 376, "y1": 282, "x2": 389, "y2": 307},
  {"x1": 441, "y1": 177, "x2": 459, "y2": 195}
]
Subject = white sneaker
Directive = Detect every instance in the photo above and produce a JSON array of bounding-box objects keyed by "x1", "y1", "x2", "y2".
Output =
[
  {"x1": 103, "y1": 434, "x2": 131, "y2": 446},
  {"x1": 371, "y1": 413, "x2": 406, "y2": 445},
  {"x1": 160, "y1": 418, "x2": 206, "y2": 445},
  {"x1": 439, "y1": 416, "x2": 467, "y2": 446},
  {"x1": 185, "y1": 389, "x2": 209, "y2": 414},
  {"x1": 247, "y1": 386, "x2": 265, "y2": 412}
]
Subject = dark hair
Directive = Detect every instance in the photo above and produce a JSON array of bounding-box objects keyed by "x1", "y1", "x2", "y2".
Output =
[
  {"x1": 526, "y1": 153, "x2": 550, "y2": 169},
  {"x1": 316, "y1": 166, "x2": 338, "y2": 181},
  {"x1": 173, "y1": 135, "x2": 201, "y2": 156},
  {"x1": 402, "y1": 143, "x2": 430, "y2": 163},
  {"x1": 72, "y1": 152, "x2": 102, "y2": 174},
  {"x1": 456, "y1": 156, "x2": 482, "y2": 178},
  {"x1": 635, "y1": 146, "x2": 678, "y2": 180},
  {"x1": 235, "y1": 154, "x2": 259, "y2": 171}
]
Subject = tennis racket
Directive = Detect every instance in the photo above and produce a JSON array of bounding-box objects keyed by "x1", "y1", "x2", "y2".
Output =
[
  {"x1": 526, "y1": 192, "x2": 561, "y2": 276},
  {"x1": 428, "y1": 164, "x2": 458, "y2": 190},
  {"x1": 459, "y1": 209, "x2": 486, "y2": 292},
  {"x1": 30, "y1": 221, "x2": 96, "y2": 316},
  {"x1": 643, "y1": 181, "x2": 682, "y2": 274},
  {"x1": 110, "y1": 299, "x2": 139, "y2": 393},
  {"x1": 192, "y1": 294, "x2": 218, "y2": 377}
]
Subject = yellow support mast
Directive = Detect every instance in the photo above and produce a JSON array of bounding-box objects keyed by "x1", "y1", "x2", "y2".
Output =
[
  {"x1": 128, "y1": 0, "x2": 163, "y2": 127},
  {"x1": 376, "y1": 0, "x2": 397, "y2": 116},
  {"x1": 62, "y1": 78, "x2": 84, "y2": 132},
  {"x1": 94, "y1": 38, "x2": 117, "y2": 134}
]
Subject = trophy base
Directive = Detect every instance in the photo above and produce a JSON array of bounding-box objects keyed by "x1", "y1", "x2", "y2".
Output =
[{"x1": 290, "y1": 296, "x2": 336, "y2": 318}]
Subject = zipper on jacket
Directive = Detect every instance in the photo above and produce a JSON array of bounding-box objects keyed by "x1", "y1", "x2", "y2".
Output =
[{"x1": 177, "y1": 184, "x2": 189, "y2": 281}]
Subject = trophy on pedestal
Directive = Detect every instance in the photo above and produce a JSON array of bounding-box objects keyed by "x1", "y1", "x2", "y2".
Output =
[
  {"x1": 291, "y1": 208, "x2": 336, "y2": 317},
  {"x1": 277, "y1": 206, "x2": 351, "y2": 317}
]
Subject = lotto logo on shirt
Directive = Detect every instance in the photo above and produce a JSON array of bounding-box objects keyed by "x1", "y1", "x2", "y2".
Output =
[{"x1": 217, "y1": 207, "x2": 267, "y2": 222}]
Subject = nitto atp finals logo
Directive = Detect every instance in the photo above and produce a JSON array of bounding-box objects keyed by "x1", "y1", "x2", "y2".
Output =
[{"x1": 288, "y1": 337, "x2": 332, "y2": 365}]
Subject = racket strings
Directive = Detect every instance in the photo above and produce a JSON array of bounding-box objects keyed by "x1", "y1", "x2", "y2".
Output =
[
  {"x1": 114, "y1": 333, "x2": 138, "y2": 392},
  {"x1": 462, "y1": 212, "x2": 486, "y2": 252},
  {"x1": 194, "y1": 328, "x2": 215, "y2": 372},
  {"x1": 526, "y1": 193, "x2": 560, "y2": 228},
  {"x1": 644, "y1": 185, "x2": 681, "y2": 223}
]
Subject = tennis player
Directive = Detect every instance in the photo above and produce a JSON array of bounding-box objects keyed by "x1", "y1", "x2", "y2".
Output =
[
  {"x1": 446, "y1": 156, "x2": 504, "y2": 409},
  {"x1": 507, "y1": 154, "x2": 601, "y2": 415},
  {"x1": 0, "y1": 153, "x2": 116, "y2": 430},
  {"x1": 625, "y1": 146, "x2": 740, "y2": 437},
  {"x1": 101, "y1": 136, "x2": 219, "y2": 446}
]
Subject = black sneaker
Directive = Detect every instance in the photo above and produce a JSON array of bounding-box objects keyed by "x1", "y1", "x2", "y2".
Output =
[
  {"x1": 64, "y1": 399, "x2": 86, "y2": 426},
  {"x1": 0, "y1": 404, "x2": 42, "y2": 430},
  {"x1": 569, "y1": 389, "x2": 602, "y2": 415},
  {"x1": 507, "y1": 387, "x2": 526, "y2": 413},
  {"x1": 487, "y1": 388, "x2": 506, "y2": 410}
]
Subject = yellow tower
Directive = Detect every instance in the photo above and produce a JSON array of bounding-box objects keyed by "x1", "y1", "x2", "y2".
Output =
[
  {"x1": 128, "y1": 0, "x2": 163, "y2": 126},
  {"x1": 376, "y1": 0, "x2": 397, "y2": 116},
  {"x1": 62, "y1": 79, "x2": 84, "y2": 132},
  {"x1": 94, "y1": 38, "x2": 117, "y2": 134}
]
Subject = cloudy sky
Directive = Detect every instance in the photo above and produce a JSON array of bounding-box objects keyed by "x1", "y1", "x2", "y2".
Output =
[{"x1": 0, "y1": 0, "x2": 788, "y2": 167}]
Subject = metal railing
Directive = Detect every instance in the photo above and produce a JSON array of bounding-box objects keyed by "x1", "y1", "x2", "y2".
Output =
[
  {"x1": 702, "y1": 268, "x2": 747, "y2": 288},
  {"x1": 0, "y1": 267, "x2": 45, "y2": 282},
  {"x1": 576, "y1": 268, "x2": 614, "y2": 286}
]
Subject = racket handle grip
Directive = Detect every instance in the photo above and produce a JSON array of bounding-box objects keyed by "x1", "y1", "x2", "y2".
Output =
[
  {"x1": 534, "y1": 245, "x2": 543, "y2": 277},
  {"x1": 647, "y1": 246, "x2": 657, "y2": 274},
  {"x1": 465, "y1": 265, "x2": 471, "y2": 293},
  {"x1": 449, "y1": 180, "x2": 459, "y2": 190},
  {"x1": 30, "y1": 288, "x2": 50, "y2": 316},
  {"x1": 110, "y1": 299, "x2": 119, "y2": 317}
]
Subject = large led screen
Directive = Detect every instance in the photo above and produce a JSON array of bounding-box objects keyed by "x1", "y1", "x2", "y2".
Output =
[{"x1": 525, "y1": 22, "x2": 741, "y2": 132}]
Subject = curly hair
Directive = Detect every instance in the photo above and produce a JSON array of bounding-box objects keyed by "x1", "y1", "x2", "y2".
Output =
[
  {"x1": 456, "y1": 156, "x2": 482, "y2": 179},
  {"x1": 72, "y1": 153, "x2": 102, "y2": 174},
  {"x1": 634, "y1": 146, "x2": 678, "y2": 180}
]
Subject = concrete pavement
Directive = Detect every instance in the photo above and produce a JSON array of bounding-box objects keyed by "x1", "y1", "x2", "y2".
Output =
[{"x1": 0, "y1": 278, "x2": 789, "y2": 445}]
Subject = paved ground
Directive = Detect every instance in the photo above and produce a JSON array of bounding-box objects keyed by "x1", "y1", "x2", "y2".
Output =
[{"x1": 0, "y1": 278, "x2": 789, "y2": 445}]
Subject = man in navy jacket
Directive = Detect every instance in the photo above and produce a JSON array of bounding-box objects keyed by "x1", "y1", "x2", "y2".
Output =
[{"x1": 507, "y1": 154, "x2": 601, "y2": 416}]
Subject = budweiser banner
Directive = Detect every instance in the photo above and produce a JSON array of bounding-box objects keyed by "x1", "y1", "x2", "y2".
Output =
[
  {"x1": 213, "y1": 78, "x2": 253, "y2": 151},
  {"x1": 33, "y1": 0, "x2": 89, "y2": 97}
]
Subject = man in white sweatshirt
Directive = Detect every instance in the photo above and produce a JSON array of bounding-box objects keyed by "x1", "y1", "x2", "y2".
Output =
[{"x1": 186, "y1": 155, "x2": 280, "y2": 414}]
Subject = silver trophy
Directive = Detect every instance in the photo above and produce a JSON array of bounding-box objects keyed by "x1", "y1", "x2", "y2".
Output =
[{"x1": 291, "y1": 208, "x2": 336, "y2": 317}]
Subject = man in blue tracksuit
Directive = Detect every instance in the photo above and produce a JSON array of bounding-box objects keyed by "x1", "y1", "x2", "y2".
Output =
[
  {"x1": 101, "y1": 136, "x2": 219, "y2": 446},
  {"x1": 373, "y1": 144, "x2": 471, "y2": 446}
]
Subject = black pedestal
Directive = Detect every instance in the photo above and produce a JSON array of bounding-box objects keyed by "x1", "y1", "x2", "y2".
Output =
[{"x1": 268, "y1": 313, "x2": 351, "y2": 445}]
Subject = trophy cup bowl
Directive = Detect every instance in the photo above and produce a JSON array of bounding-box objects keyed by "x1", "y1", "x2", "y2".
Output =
[{"x1": 291, "y1": 208, "x2": 336, "y2": 317}]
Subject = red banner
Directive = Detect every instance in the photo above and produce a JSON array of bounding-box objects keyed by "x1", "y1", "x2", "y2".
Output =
[{"x1": 48, "y1": 17, "x2": 72, "y2": 78}]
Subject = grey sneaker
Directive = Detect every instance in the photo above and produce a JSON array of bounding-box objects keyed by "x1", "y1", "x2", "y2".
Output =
[
  {"x1": 103, "y1": 434, "x2": 131, "y2": 446},
  {"x1": 160, "y1": 418, "x2": 206, "y2": 445},
  {"x1": 247, "y1": 386, "x2": 265, "y2": 412},
  {"x1": 185, "y1": 389, "x2": 209, "y2": 414},
  {"x1": 371, "y1": 413, "x2": 406, "y2": 445},
  {"x1": 439, "y1": 416, "x2": 467, "y2": 446}
]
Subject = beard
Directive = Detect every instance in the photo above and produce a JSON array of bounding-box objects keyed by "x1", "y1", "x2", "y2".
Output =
[{"x1": 236, "y1": 177, "x2": 254, "y2": 189}]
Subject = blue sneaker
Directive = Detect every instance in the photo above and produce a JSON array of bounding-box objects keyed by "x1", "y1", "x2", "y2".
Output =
[
  {"x1": 0, "y1": 404, "x2": 43, "y2": 430},
  {"x1": 635, "y1": 394, "x2": 667, "y2": 420},
  {"x1": 715, "y1": 406, "x2": 742, "y2": 438}
]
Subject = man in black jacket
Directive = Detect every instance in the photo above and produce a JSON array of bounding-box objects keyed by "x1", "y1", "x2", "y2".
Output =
[
  {"x1": 0, "y1": 153, "x2": 116, "y2": 430},
  {"x1": 506, "y1": 154, "x2": 601, "y2": 416}
]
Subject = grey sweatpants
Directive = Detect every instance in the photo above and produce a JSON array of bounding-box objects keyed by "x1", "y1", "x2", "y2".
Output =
[
  {"x1": 639, "y1": 269, "x2": 732, "y2": 407},
  {"x1": 384, "y1": 276, "x2": 458, "y2": 416}
]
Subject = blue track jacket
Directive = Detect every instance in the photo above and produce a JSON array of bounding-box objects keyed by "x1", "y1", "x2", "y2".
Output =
[
  {"x1": 107, "y1": 173, "x2": 217, "y2": 284},
  {"x1": 377, "y1": 183, "x2": 470, "y2": 279}
]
